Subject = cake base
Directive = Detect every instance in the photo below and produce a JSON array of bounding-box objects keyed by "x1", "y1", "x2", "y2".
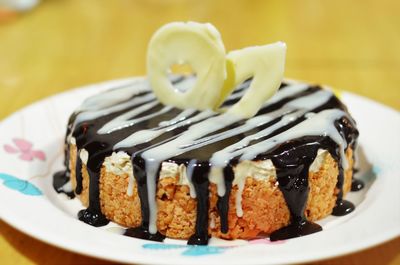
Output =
[{"x1": 68, "y1": 143, "x2": 353, "y2": 240}]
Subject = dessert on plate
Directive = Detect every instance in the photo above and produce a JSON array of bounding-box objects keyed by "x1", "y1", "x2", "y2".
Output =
[{"x1": 54, "y1": 22, "x2": 359, "y2": 245}]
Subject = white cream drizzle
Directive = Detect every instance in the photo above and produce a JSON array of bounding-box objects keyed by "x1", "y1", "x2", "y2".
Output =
[
  {"x1": 103, "y1": 151, "x2": 134, "y2": 196},
  {"x1": 79, "y1": 149, "x2": 89, "y2": 165},
  {"x1": 137, "y1": 87, "x2": 338, "y2": 234},
  {"x1": 309, "y1": 149, "x2": 328, "y2": 172},
  {"x1": 62, "y1": 179, "x2": 73, "y2": 193},
  {"x1": 114, "y1": 110, "x2": 214, "y2": 149},
  {"x1": 233, "y1": 160, "x2": 276, "y2": 217},
  {"x1": 210, "y1": 90, "x2": 334, "y2": 168},
  {"x1": 69, "y1": 136, "x2": 76, "y2": 146},
  {"x1": 75, "y1": 81, "x2": 153, "y2": 122},
  {"x1": 186, "y1": 160, "x2": 199, "y2": 198},
  {"x1": 240, "y1": 109, "x2": 349, "y2": 169},
  {"x1": 209, "y1": 167, "x2": 225, "y2": 197},
  {"x1": 77, "y1": 81, "x2": 149, "y2": 112},
  {"x1": 75, "y1": 93, "x2": 156, "y2": 126},
  {"x1": 142, "y1": 112, "x2": 241, "y2": 234},
  {"x1": 98, "y1": 103, "x2": 172, "y2": 134},
  {"x1": 158, "y1": 109, "x2": 197, "y2": 127},
  {"x1": 235, "y1": 174, "x2": 246, "y2": 217},
  {"x1": 159, "y1": 162, "x2": 188, "y2": 184},
  {"x1": 73, "y1": 77, "x2": 353, "y2": 234}
]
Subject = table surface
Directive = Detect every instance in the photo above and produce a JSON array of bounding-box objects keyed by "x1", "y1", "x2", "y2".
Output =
[{"x1": 0, "y1": 0, "x2": 399, "y2": 264}]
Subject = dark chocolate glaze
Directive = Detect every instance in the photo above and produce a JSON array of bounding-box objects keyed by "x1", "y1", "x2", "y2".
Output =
[
  {"x1": 75, "y1": 153, "x2": 83, "y2": 194},
  {"x1": 53, "y1": 77, "x2": 359, "y2": 244},
  {"x1": 332, "y1": 199, "x2": 355, "y2": 216},
  {"x1": 53, "y1": 170, "x2": 75, "y2": 199},
  {"x1": 124, "y1": 227, "x2": 165, "y2": 242},
  {"x1": 351, "y1": 178, "x2": 364, "y2": 191},
  {"x1": 129, "y1": 154, "x2": 162, "y2": 241},
  {"x1": 77, "y1": 143, "x2": 110, "y2": 227},
  {"x1": 217, "y1": 166, "x2": 234, "y2": 234},
  {"x1": 187, "y1": 161, "x2": 211, "y2": 245},
  {"x1": 270, "y1": 220, "x2": 322, "y2": 241}
]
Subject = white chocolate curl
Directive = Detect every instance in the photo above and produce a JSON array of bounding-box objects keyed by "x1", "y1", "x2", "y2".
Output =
[
  {"x1": 147, "y1": 22, "x2": 227, "y2": 110},
  {"x1": 147, "y1": 21, "x2": 287, "y2": 118},
  {"x1": 226, "y1": 42, "x2": 287, "y2": 118}
]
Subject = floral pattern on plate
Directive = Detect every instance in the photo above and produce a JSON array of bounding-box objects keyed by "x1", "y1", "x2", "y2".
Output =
[{"x1": 3, "y1": 138, "x2": 46, "y2": 161}]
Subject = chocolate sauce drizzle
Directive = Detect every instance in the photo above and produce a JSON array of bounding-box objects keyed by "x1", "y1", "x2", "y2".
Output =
[
  {"x1": 351, "y1": 178, "x2": 364, "y2": 191},
  {"x1": 217, "y1": 166, "x2": 234, "y2": 234},
  {"x1": 53, "y1": 170, "x2": 75, "y2": 199},
  {"x1": 186, "y1": 161, "x2": 211, "y2": 245},
  {"x1": 53, "y1": 77, "x2": 359, "y2": 244}
]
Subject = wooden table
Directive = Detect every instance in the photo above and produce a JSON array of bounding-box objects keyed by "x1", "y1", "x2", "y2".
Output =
[{"x1": 0, "y1": 0, "x2": 399, "y2": 264}]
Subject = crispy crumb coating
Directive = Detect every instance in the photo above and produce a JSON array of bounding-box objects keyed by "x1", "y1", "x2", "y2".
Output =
[{"x1": 69, "y1": 144, "x2": 354, "y2": 240}]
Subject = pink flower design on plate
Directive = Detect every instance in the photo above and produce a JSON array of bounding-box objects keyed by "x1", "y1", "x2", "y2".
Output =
[{"x1": 3, "y1": 138, "x2": 46, "y2": 161}]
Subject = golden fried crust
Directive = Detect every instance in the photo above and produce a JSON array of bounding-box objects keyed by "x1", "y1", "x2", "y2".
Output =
[
  {"x1": 156, "y1": 177, "x2": 197, "y2": 238},
  {"x1": 99, "y1": 167, "x2": 142, "y2": 227},
  {"x1": 69, "y1": 145, "x2": 77, "y2": 193},
  {"x1": 343, "y1": 148, "x2": 354, "y2": 195},
  {"x1": 305, "y1": 151, "x2": 339, "y2": 220},
  {"x1": 69, "y1": 144, "x2": 354, "y2": 240},
  {"x1": 209, "y1": 179, "x2": 290, "y2": 239}
]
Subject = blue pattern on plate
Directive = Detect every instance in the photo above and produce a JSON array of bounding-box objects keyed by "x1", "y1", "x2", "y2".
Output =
[
  {"x1": 143, "y1": 243, "x2": 186, "y2": 250},
  {"x1": 0, "y1": 173, "x2": 42, "y2": 196},
  {"x1": 181, "y1": 246, "x2": 226, "y2": 256},
  {"x1": 372, "y1": 166, "x2": 381, "y2": 175},
  {"x1": 142, "y1": 243, "x2": 227, "y2": 256}
]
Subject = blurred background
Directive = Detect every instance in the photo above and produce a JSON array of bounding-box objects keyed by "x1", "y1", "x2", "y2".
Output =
[
  {"x1": 0, "y1": 0, "x2": 399, "y2": 121},
  {"x1": 0, "y1": 0, "x2": 399, "y2": 264}
]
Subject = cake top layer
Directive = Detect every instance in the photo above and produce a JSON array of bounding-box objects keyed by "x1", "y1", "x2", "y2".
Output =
[
  {"x1": 65, "y1": 76, "x2": 358, "y2": 241},
  {"x1": 69, "y1": 76, "x2": 356, "y2": 164}
]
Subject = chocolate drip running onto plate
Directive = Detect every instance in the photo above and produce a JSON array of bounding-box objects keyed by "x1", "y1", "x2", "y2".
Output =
[
  {"x1": 351, "y1": 178, "x2": 364, "y2": 192},
  {"x1": 74, "y1": 152, "x2": 83, "y2": 194},
  {"x1": 53, "y1": 170, "x2": 75, "y2": 199},
  {"x1": 217, "y1": 166, "x2": 234, "y2": 234},
  {"x1": 263, "y1": 137, "x2": 339, "y2": 240},
  {"x1": 77, "y1": 146, "x2": 110, "y2": 227},
  {"x1": 186, "y1": 161, "x2": 211, "y2": 245}
]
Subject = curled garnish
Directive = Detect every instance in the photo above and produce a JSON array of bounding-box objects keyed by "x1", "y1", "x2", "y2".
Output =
[
  {"x1": 147, "y1": 22, "x2": 286, "y2": 118},
  {"x1": 147, "y1": 22, "x2": 227, "y2": 110},
  {"x1": 226, "y1": 42, "x2": 286, "y2": 118}
]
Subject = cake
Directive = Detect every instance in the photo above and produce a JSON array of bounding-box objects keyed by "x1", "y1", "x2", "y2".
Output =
[
  {"x1": 53, "y1": 76, "x2": 359, "y2": 245},
  {"x1": 52, "y1": 22, "x2": 359, "y2": 245}
]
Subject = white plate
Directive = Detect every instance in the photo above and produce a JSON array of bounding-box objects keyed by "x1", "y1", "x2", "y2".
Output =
[{"x1": 0, "y1": 78, "x2": 399, "y2": 265}]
